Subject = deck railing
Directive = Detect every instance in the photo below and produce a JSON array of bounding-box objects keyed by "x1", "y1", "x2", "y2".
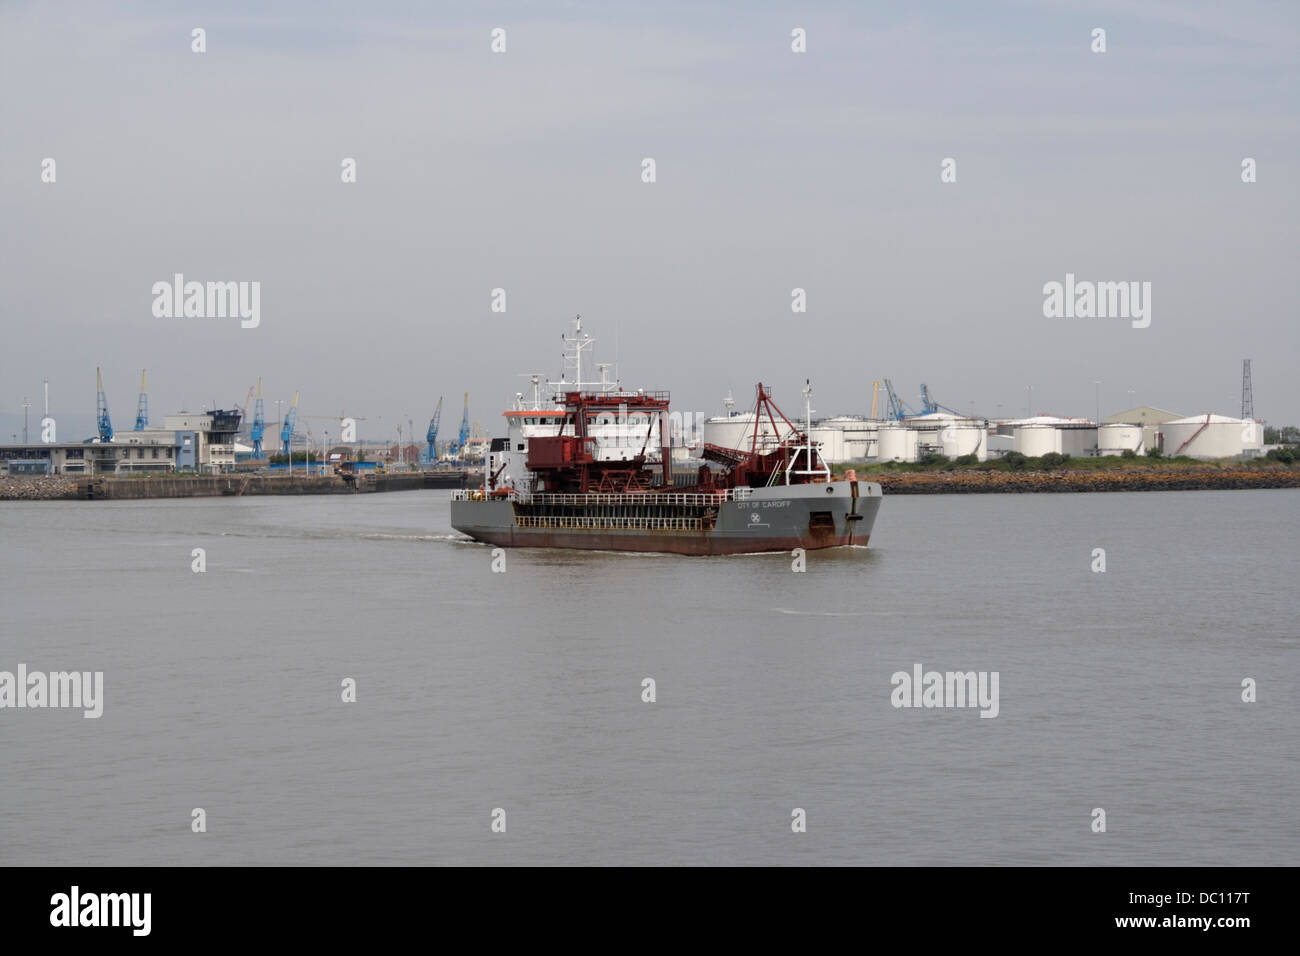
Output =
[
  {"x1": 515, "y1": 515, "x2": 704, "y2": 531},
  {"x1": 453, "y1": 488, "x2": 752, "y2": 505}
]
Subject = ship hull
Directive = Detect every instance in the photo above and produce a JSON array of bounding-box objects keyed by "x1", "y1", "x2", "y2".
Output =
[{"x1": 450, "y1": 481, "x2": 882, "y2": 555}]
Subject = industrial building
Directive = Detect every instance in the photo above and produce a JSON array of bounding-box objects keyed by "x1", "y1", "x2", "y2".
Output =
[
  {"x1": 0, "y1": 442, "x2": 123, "y2": 475},
  {"x1": 0, "y1": 410, "x2": 242, "y2": 476}
]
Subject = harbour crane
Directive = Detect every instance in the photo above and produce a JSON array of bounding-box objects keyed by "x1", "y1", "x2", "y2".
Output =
[
  {"x1": 449, "y1": 392, "x2": 471, "y2": 459},
  {"x1": 240, "y1": 385, "x2": 254, "y2": 432},
  {"x1": 280, "y1": 391, "x2": 299, "y2": 455},
  {"x1": 883, "y1": 379, "x2": 915, "y2": 421},
  {"x1": 425, "y1": 396, "x2": 443, "y2": 462},
  {"x1": 96, "y1": 366, "x2": 114, "y2": 441},
  {"x1": 134, "y1": 369, "x2": 149, "y2": 430},
  {"x1": 918, "y1": 383, "x2": 963, "y2": 416},
  {"x1": 250, "y1": 378, "x2": 266, "y2": 458}
]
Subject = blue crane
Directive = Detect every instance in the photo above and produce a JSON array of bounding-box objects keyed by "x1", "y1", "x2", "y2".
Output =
[
  {"x1": 919, "y1": 383, "x2": 964, "y2": 416},
  {"x1": 883, "y1": 379, "x2": 915, "y2": 421},
  {"x1": 457, "y1": 393, "x2": 471, "y2": 454},
  {"x1": 134, "y1": 369, "x2": 149, "y2": 430},
  {"x1": 96, "y1": 366, "x2": 114, "y2": 441},
  {"x1": 425, "y1": 396, "x2": 443, "y2": 462},
  {"x1": 280, "y1": 390, "x2": 299, "y2": 455},
  {"x1": 447, "y1": 391, "x2": 470, "y2": 459},
  {"x1": 250, "y1": 377, "x2": 266, "y2": 458}
]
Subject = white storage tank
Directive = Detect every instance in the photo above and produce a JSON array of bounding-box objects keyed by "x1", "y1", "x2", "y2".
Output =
[
  {"x1": 987, "y1": 433, "x2": 1014, "y2": 457},
  {"x1": 878, "y1": 424, "x2": 919, "y2": 462},
  {"x1": 1096, "y1": 423, "x2": 1143, "y2": 456},
  {"x1": 863, "y1": 424, "x2": 880, "y2": 460},
  {"x1": 703, "y1": 412, "x2": 780, "y2": 452},
  {"x1": 809, "y1": 422, "x2": 847, "y2": 464},
  {"x1": 1011, "y1": 417, "x2": 1096, "y2": 456},
  {"x1": 1158, "y1": 414, "x2": 1263, "y2": 459},
  {"x1": 1014, "y1": 424, "x2": 1060, "y2": 457},
  {"x1": 812, "y1": 416, "x2": 874, "y2": 463},
  {"x1": 1058, "y1": 425, "x2": 1098, "y2": 457},
  {"x1": 939, "y1": 421, "x2": 988, "y2": 460}
]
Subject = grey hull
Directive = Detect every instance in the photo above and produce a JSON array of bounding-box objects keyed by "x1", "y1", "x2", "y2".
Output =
[{"x1": 450, "y1": 481, "x2": 882, "y2": 555}]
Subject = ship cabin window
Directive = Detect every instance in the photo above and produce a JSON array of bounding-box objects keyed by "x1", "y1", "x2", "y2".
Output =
[{"x1": 517, "y1": 443, "x2": 525, "y2": 451}]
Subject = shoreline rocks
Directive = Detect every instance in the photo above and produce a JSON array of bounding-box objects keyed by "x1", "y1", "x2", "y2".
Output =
[{"x1": 870, "y1": 467, "x2": 1300, "y2": 494}]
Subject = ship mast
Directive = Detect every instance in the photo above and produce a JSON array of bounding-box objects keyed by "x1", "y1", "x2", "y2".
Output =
[{"x1": 550, "y1": 314, "x2": 616, "y2": 400}]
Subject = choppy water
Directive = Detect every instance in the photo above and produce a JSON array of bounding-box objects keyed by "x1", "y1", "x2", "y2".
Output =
[{"x1": 1, "y1": 488, "x2": 1296, "y2": 865}]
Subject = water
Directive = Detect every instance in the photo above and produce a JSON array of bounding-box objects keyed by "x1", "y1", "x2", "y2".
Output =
[{"x1": 2, "y1": 488, "x2": 1296, "y2": 865}]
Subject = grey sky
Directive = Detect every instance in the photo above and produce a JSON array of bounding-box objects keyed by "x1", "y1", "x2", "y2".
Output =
[{"x1": 2, "y1": 0, "x2": 1296, "y2": 443}]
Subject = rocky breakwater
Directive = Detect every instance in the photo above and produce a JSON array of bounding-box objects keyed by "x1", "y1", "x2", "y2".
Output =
[
  {"x1": 873, "y1": 466, "x2": 1300, "y2": 495},
  {"x1": 0, "y1": 476, "x2": 81, "y2": 500}
]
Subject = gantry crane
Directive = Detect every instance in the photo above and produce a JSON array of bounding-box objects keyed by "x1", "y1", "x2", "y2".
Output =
[
  {"x1": 96, "y1": 367, "x2": 114, "y2": 441},
  {"x1": 425, "y1": 396, "x2": 443, "y2": 462},
  {"x1": 250, "y1": 378, "x2": 266, "y2": 458},
  {"x1": 134, "y1": 369, "x2": 149, "y2": 430},
  {"x1": 449, "y1": 392, "x2": 471, "y2": 459},
  {"x1": 280, "y1": 391, "x2": 299, "y2": 455}
]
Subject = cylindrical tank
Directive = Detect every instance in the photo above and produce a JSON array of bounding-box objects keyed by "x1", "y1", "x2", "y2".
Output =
[
  {"x1": 703, "y1": 412, "x2": 779, "y2": 451},
  {"x1": 1097, "y1": 423, "x2": 1143, "y2": 455},
  {"x1": 877, "y1": 425, "x2": 919, "y2": 462},
  {"x1": 1013, "y1": 425, "x2": 1059, "y2": 457},
  {"x1": 1158, "y1": 415, "x2": 1261, "y2": 458},
  {"x1": 938, "y1": 422, "x2": 987, "y2": 460},
  {"x1": 811, "y1": 416, "x2": 873, "y2": 463},
  {"x1": 1058, "y1": 426, "x2": 1098, "y2": 457},
  {"x1": 809, "y1": 424, "x2": 846, "y2": 464}
]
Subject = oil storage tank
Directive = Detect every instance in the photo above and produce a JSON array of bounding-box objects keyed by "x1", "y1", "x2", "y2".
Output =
[
  {"x1": 1158, "y1": 414, "x2": 1263, "y2": 459},
  {"x1": 938, "y1": 418, "x2": 987, "y2": 460},
  {"x1": 1096, "y1": 423, "x2": 1143, "y2": 456},
  {"x1": 877, "y1": 424, "x2": 919, "y2": 462},
  {"x1": 703, "y1": 411, "x2": 779, "y2": 451},
  {"x1": 1011, "y1": 417, "x2": 1097, "y2": 456}
]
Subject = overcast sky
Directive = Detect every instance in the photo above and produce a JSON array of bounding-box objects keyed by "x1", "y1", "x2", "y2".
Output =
[{"x1": 2, "y1": 0, "x2": 1296, "y2": 442}]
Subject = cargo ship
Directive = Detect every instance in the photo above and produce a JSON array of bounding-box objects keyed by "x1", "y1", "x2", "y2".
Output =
[{"x1": 449, "y1": 317, "x2": 882, "y2": 555}]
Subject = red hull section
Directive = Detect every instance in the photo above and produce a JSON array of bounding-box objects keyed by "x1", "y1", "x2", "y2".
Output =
[{"x1": 463, "y1": 529, "x2": 868, "y2": 555}]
